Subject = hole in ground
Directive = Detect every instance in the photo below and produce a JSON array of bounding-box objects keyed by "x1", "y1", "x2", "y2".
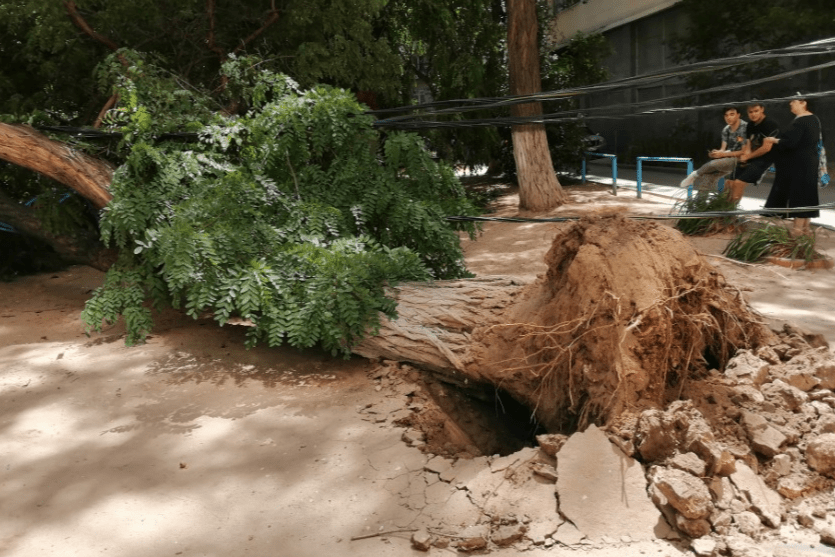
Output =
[{"x1": 401, "y1": 374, "x2": 546, "y2": 458}]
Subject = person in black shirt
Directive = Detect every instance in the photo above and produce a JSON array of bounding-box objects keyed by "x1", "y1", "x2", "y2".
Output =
[
  {"x1": 762, "y1": 94, "x2": 822, "y2": 236},
  {"x1": 725, "y1": 102, "x2": 781, "y2": 201}
]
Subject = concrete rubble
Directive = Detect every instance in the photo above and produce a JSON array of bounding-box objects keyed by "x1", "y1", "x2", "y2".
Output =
[{"x1": 354, "y1": 325, "x2": 835, "y2": 554}]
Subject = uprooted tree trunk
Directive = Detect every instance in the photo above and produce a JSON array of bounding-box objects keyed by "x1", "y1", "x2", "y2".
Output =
[
  {"x1": 356, "y1": 215, "x2": 776, "y2": 433},
  {"x1": 0, "y1": 123, "x2": 116, "y2": 271}
]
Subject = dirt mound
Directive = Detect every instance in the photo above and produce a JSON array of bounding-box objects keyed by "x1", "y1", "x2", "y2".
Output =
[{"x1": 469, "y1": 215, "x2": 774, "y2": 432}]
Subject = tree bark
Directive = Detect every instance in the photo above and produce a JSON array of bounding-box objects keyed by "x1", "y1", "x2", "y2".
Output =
[
  {"x1": 352, "y1": 276, "x2": 531, "y2": 388},
  {"x1": 0, "y1": 123, "x2": 114, "y2": 209},
  {"x1": 507, "y1": 0, "x2": 566, "y2": 212},
  {"x1": 0, "y1": 123, "x2": 117, "y2": 270}
]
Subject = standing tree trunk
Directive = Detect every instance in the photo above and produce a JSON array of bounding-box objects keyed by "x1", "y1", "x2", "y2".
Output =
[{"x1": 507, "y1": 0, "x2": 566, "y2": 211}]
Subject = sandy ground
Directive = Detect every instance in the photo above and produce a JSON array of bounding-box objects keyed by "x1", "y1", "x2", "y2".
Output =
[{"x1": 2, "y1": 182, "x2": 835, "y2": 557}]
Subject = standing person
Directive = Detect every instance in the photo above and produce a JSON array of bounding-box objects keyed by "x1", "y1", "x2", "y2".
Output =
[
  {"x1": 724, "y1": 101, "x2": 781, "y2": 201},
  {"x1": 681, "y1": 106, "x2": 747, "y2": 191},
  {"x1": 761, "y1": 94, "x2": 821, "y2": 236}
]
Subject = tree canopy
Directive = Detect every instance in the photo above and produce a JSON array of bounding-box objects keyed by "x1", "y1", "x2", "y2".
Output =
[
  {"x1": 0, "y1": 0, "x2": 611, "y2": 351},
  {"x1": 79, "y1": 53, "x2": 479, "y2": 351}
]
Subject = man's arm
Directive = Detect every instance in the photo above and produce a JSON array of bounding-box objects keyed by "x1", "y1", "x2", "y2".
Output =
[
  {"x1": 740, "y1": 138, "x2": 773, "y2": 162},
  {"x1": 710, "y1": 141, "x2": 743, "y2": 159}
]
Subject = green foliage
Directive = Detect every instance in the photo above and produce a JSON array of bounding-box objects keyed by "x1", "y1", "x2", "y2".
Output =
[
  {"x1": 674, "y1": 189, "x2": 740, "y2": 236},
  {"x1": 81, "y1": 55, "x2": 479, "y2": 354},
  {"x1": 723, "y1": 224, "x2": 821, "y2": 263}
]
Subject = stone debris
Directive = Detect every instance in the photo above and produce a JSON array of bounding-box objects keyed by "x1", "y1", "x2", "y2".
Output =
[
  {"x1": 557, "y1": 424, "x2": 670, "y2": 541},
  {"x1": 668, "y1": 452, "x2": 707, "y2": 477},
  {"x1": 724, "y1": 349, "x2": 770, "y2": 385},
  {"x1": 535, "y1": 433, "x2": 567, "y2": 457},
  {"x1": 806, "y1": 434, "x2": 835, "y2": 477},
  {"x1": 773, "y1": 454, "x2": 792, "y2": 476},
  {"x1": 741, "y1": 410, "x2": 787, "y2": 457},
  {"x1": 454, "y1": 525, "x2": 489, "y2": 552},
  {"x1": 730, "y1": 462, "x2": 782, "y2": 528},
  {"x1": 530, "y1": 462, "x2": 558, "y2": 482},
  {"x1": 362, "y1": 328, "x2": 835, "y2": 555},
  {"x1": 691, "y1": 536, "x2": 717, "y2": 556},
  {"x1": 818, "y1": 525, "x2": 835, "y2": 546},
  {"x1": 733, "y1": 510, "x2": 762, "y2": 537},
  {"x1": 410, "y1": 529, "x2": 432, "y2": 551},
  {"x1": 651, "y1": 467, "x2": 714, "y2": 520},
  {"x1": 490, "y1": 523, "x2": 525, "y2": 546}
]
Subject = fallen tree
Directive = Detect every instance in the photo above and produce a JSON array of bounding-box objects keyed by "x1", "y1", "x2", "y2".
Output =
[
  {"x1": 1, "y1": 55, "x2": 775, "y2": 438},
  {"x1": 357, "y1": 215, "x2": 776, "y2": 432}
]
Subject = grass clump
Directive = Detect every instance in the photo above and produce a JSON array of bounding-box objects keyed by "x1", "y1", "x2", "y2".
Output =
[
  {"x1": 723, "y1": 224, "x2": 822, "y2": 263},
  {"x1": 674, "y1": 190, "x2": 740, "y2": 236}
]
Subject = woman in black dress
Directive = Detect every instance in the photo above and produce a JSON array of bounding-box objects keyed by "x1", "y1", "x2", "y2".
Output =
[{"x1": 762, "y1": 95, "x2": 821, "y2": 236}]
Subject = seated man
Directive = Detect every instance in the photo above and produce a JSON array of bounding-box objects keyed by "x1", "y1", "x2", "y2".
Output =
[
  {"x1": 723, "y1": 101, "x2": 781, "y2": 201},
  {"x1": 681, "y1": 106, "x2": 747, "y2": 191}
]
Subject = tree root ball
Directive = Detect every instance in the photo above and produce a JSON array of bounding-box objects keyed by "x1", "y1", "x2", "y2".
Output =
[{"x1": 468, "y1": 215, "x2": 773, "y2": 432}]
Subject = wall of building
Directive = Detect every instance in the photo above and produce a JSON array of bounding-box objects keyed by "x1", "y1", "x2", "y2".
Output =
[
  {"x1": 548, "y1": 0, "x2": 679, "y2": 49},
  {"x1": 555, "y1": 2, "x2": 835, "y2": 165}
]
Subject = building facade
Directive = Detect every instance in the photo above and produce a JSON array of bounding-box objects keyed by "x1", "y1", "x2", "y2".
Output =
[{"x1": 547, "y1": 0, "x2": 833, "y2": 162}]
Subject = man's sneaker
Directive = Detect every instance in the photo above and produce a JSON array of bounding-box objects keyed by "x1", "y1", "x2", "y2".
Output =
[{"x1": 680, "y1": 171, "x2": 698, "y2": 188}]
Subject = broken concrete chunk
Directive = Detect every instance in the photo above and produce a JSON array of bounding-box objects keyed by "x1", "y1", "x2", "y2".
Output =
[
  {"x1": 491, "y1": 523, "x2": 525, "y2": 546},
  {"x1": 762, "y1": 379, "x2": 808, "y2": 411},
  {"x1": 819, "y1": 414, "x2": 835, "y2": 434},
  {"x1": 691, "y1": 537, "x2": 717, "y2": 557},
  {"x1": 675, "y1": 514, "x2": 711, "y2": 538},
  {"x1": 725, "y1": 534, "x2": 771, "y2": 557},
  {"x1": 535, "y1": 433, "x2": 567, "y2": 457},
  {"x1": 730, "y1": 461, "x2": 782, "y2": 528},
  {"x1": 812, "y1": 400, "x2": 835, "y2": 416},
  {"x1": 733, "y1": 510, "x2": 762, "y2": 537},
  {"x1": 740, "y1": 411, "x2": 787, "y2": 458},
  {"x1": 772, "y1": 454, "x2": 792, "y2": 476},
  {"x1": 411, "y1": 530, "x2": 432, "y2": 551},
  {"x1": 636, "y1": 409, "x2": 677, "y2": 462},
  {"x1": 557, "y1": 425, "x2": 669, "y2": 540},
  {"x1": 710, "y1": 510, "x2": 733, "y2": 536},
  {"x1": 777, "y1": 474, "x2": 812, "y2": 499},
  {"x1": 424, "y1": 455, "x2": 452, "y2": 475},
  {"x1": 669, "y1": 452, "x2": 707, "y2": 477},
  {"x1": 401, "y1": 429, "x2": 425, "y2": 445},
  {"x1": 797, "y1": 506, "x2": 816, "y2": 527},
  {"x1": 439, "y1": 455, "x2": 487, "y2": 485},
  {"x1": 815, "y1": 357, "x2": 835, "y2": 390},
  {"x1": 454, "y1": 526, "x2": 489, "y2": 552},
  {"x1": 490, "y1": 447, "x2": 536, "y2": 473},
  {"x1": 819, "y1": 526, "x2": 835, "y2": 547},
  {"x1": 806, "y1": 434, "x2": 835, "y2": 477},
  {"x1": 756, "y1": 345, "x2": 781, "y2": 365},
  {"x1": 651, "y1": 467, "x2": 713, "y2": 520},
  {"x1": 708, "y1": 476, "x2": 735, "y2": 510},
  {"x1": 724, "y1": 350, "x2": 770, "y2": 386},
  {"x1": 781, "y1": 369, "x2": 820, "y2": 392},
  {"x1": 530, "y1": 462, "x2": 557, "y2": 482}
]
